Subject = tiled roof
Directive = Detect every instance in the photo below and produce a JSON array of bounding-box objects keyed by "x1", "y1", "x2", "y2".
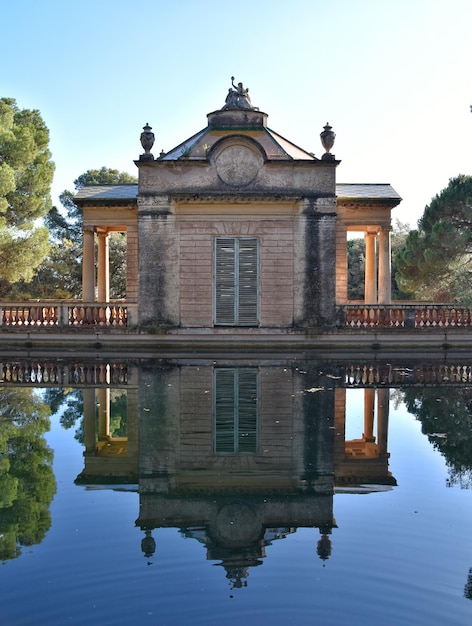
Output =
[
  {"x1": 75, "y1": 185, "x2": 138, "y2": 200},
  {"x1": 74, "y1": 183, "x2": 401, "y2": 203},
  {"x1": 336, "y1": 183, "x2": 401, "y2": 201}
]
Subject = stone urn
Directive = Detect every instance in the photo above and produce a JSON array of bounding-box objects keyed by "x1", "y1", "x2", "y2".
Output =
[
  {"x1": 320, "y1": 123, "x2": 335, "y2": 160},
  {"x1": 140, "y1": 123, "x2": 155, "y2": 160}
]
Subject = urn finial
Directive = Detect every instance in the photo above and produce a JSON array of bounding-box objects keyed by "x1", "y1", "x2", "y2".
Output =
[
  {"x1": 140, "y1": 123, "x2": 155, "y2": 161},
  {"x1": 320, "y1": 123, "x2": 336, "y2": 160}
]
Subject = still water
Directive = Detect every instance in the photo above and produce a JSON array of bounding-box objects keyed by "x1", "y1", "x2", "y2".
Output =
[{"x1": 1, "y1": 357, "x2": 472, "y2": 625}]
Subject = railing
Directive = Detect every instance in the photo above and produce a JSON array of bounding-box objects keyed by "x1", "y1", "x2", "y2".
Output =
[
  {"x1": 0, "y1": 302, "x2": 136, "y2": 328},
  {"x1": 1, "y1": 358, "x2": 471, "y2": 388},
  {"x1": 1, "y1": 301, "x2": 472, "y2": 331},
  {"x1": 342, "y1": 304, "x2": 472, "y2": 329}
]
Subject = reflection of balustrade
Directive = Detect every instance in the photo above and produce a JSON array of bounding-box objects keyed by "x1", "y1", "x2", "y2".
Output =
[
  {"x1": 2, "y1": 358, "x2": 472, "y2": 388},
  {"x1": 0, "y1": 302, "x2": 133, "y2": 328},
  {"x1": 345, "y1": 362, "x2": 472, "y2": 386},
  {"x1": 342, "y1": 304, "x2": 472, "y2": 329},
  {"x1": 0, "y1": 361, "x2": 128, "y2": 386}
]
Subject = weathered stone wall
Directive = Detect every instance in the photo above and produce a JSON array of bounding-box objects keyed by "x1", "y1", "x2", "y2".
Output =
[
  {"x1": 293, "y1": 199, "x2": 337, "y2": 328},
  {"x1": 138, "y1": 195, "x2": 180, "y2": 327}
]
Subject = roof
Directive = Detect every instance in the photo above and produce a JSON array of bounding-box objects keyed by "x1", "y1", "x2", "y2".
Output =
[
  {"x1": 75, "y1": 185, "x2": 138, "y2": 201},
  {"x1": 157, "y1": 109, "x2": 317, "y2": 161},
  {"x1": 336, "y1": 183, "x2": 402, "y2": 201},
  {"x1": 74, "y1": 183, "x2": 401, "y2": 204}
]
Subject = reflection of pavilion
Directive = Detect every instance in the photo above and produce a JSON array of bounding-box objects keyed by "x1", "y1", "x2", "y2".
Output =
[{"x1": 75, "y1": 361, "x2": 397, "y2": 585}]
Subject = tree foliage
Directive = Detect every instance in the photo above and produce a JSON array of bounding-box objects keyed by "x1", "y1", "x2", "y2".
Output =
[
  {"x1": 74, "y1": 167, "x2": 137, "y2": 189},
  {"x1": 0, "y1": 98, "x2": 54, "y2": 293},
  {"x1": 395, "y1": 175, "x2": 472, "y2": 302},
  {"x1": 8, "y1": 167, "x2": 136, "y2": 300}
]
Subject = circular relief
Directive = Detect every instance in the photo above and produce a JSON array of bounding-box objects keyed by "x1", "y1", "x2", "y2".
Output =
[
  {"x1": 215, "y1": 144, "x2": 262, "y2": 186},
  {"x1": 211, "y1": 503, "x2": 261, "y2": 546}
]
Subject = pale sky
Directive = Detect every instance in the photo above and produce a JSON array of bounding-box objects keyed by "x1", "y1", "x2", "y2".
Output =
[{"x1": 3, "y1": 0, "x2": 472, "y2": 227}]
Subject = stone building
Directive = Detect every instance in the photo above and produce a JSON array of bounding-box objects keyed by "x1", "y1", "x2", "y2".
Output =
[{"x1": 75, "y1": 80, "x2": 401, "y2": 331}]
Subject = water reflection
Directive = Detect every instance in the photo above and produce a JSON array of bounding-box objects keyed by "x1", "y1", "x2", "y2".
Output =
[
  {"x1": 1, "y1": 356, "x2": 472, "y2": 610},
  {"x1": 0, "y1": 388, "x2": 56, "y2": 561}
]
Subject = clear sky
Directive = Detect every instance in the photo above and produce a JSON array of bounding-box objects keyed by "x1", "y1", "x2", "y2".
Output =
[{"x1": 3, "y1": 0, "x2": 471, "y2": 227}]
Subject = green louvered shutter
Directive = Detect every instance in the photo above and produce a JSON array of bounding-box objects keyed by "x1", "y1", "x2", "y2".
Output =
[
  {"x1": 214, "y1": 368, "x2": 258, "y2": 454},
  {"x1": 214, "y1": 238, "x2": 258, "y2": 325}
]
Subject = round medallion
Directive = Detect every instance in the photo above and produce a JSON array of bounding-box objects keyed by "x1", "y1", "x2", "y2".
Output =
[
  {"x1": 211, "y1": 503, "x2": 261, "y2": 546},
  {"x1": 215, "y1": 144, "x2": 262, "y2": 186}
]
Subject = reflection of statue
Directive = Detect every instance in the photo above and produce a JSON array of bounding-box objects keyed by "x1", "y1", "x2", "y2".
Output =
[
  {"x1": 141, "y1": 529, "x2": 156, "y2": 559},
  {"x1": 223, "y1": 76, "x2": 257, "y2": 111}
]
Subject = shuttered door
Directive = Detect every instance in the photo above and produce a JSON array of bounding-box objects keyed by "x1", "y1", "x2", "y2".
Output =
[
  {"x1": 214, "y1": 238, "x2": 258, "y2": 325},
  {"x1": 214, "y1": 368, "x2": 258, "y2": 454}
]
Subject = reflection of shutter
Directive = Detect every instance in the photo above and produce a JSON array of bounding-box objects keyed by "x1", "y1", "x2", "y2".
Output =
[
  {"x1": 214, "y1": 369, "x2": 236, "y2": 453},
  {"x1": 214, "y1": 368, "x2": 258, "y2": 454},
  {"x1": 214, "y1": 238, "x2": 258, "y2": 325},
  {"x1": 236, "y1": 369, "x2": 258, "y2": 452}
]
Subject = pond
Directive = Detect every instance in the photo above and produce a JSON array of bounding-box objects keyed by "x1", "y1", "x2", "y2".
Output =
[{"x1": 0, "y1": 356, "x2": 472, "y2": 625}]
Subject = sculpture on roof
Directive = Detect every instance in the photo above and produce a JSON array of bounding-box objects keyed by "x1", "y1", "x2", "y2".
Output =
[
  {"x1": 139, "y1": 123, "x2": 155, "y2": 161},
  {"x1": 222, "y1": 76, "x2": 257, "y2": 111}
]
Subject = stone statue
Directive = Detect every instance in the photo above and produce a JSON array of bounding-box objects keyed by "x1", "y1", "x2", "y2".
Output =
[{"x1": 223, "y1": 77, "x2": 257, "y2": 110}]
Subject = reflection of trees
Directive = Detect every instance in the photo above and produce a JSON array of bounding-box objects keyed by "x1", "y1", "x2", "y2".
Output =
[
  {"x1": 44, "y1": 388, "x2": 127, "y2": 443},
  {"x1": 402, "y1": 387, "x2": 472, "y2": 488},
  {"x1": 44, "y1": 387, "x2": 83, "y2": 433},
  {"x1": 465, "y1": 568, "x2": 472, "y2": 600},
  {"x1": 0, "y1": 389, "x2": 56, "y2": 562}
]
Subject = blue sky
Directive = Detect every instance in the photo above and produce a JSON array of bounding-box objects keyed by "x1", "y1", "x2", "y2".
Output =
[{"x1": 3, "y1": 0, "x2": 471, "y2": 226}]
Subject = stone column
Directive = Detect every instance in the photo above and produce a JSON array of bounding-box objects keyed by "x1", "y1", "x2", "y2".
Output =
[
  {"x1": 97, "y1": 232, "x2": 110, "y2": 302},
  {"x1": 364, "y1": 232, "x2": 377, "y2": 304},
  {"x1": 82, "y1": 227, "x2": 95, "y2": 302},
  {"x1": 378, "y1": 228, "x2": 392, "y2": 304}
]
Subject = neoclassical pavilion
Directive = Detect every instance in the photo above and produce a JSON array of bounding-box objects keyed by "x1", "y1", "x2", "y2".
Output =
[{"x1": 75, "y1": 81, "x2": 401, "y2": 331}]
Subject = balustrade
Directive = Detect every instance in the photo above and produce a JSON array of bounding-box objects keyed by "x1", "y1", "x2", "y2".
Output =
[
  {"x1": 0, "y1": 302, "x2": 130, "y2": 328},
  {"x1": 342, "y1": 304, "x2": 472, "y2": 329},
  {"x1": 1, "y1": 301, "x2": 472, "y2": 331}
]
